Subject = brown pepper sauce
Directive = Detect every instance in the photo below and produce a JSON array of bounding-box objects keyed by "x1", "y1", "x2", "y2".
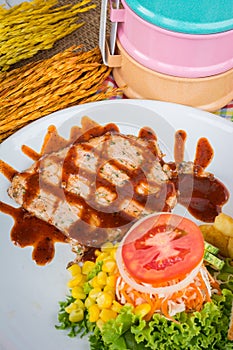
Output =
[
  {"x1": 0, "y1": 123, "x2": 229, "y2": 265},
  {"x1": 173, "y1": 131, "x2": 229, "y2": 222},
  {"x1": 0, "y1": 201, "x2": 67, "y2": 265}
]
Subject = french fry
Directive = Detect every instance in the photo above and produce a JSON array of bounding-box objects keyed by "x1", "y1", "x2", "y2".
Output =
[
  {"x1": 199, "y1": 224, "x2": 229, "y2": 257},
  {"x1": 214, "y1": 213, "x2": 233, "y2": 238},
  {"x1": 200, "y1": 213, "x2": 233, "y2": 258}
]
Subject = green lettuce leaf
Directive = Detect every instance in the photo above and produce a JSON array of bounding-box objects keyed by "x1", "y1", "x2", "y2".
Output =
[{"x1": 97, "y1": 289, "x2": 233, "y2": 350}]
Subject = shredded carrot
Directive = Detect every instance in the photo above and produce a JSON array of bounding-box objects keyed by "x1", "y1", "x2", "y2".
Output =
[
  {"x1": 144, "y1": 297, "x2": 163, "y2": 321},
  {"x1": 160, "y1": 298, "x2": 180, "y2": 324},
  {"x1": 132, "y1": 289, "x2": 145, "y2": 302},
  {"x1": 206, "y1": 269, "x2": 222, "y2": 294},
  {"x1": 198, "y1": 275, "x2": 212, "y2": 302},
  {"x1": 116, "y1": 266, "x2": 216, "y2": 322},
  {"x1": 120, "y1": 284, "x2": 136, "y2": 305}
]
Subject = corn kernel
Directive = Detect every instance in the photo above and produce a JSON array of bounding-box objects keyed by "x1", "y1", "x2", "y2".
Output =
[
  {"x1": 110, "y1": 248, "x2": 117, "y2": 260},
  {"x1": 65, "y1": 302, "x2": 78, "y2": 314},
  {"x1": 112, "y1": 300, "x2": 123, "y2": 313},
  {"x1": 96, "y1": 252, "x2": 108, "y2": 262},
  {"x1": 90, "y1": 275, "x2": 103, "y2": 288},
  {"x1": 96, "y1": 291, "x2": 113, "y2": 309},
  {"x1": 74, "y1": 299, "x2": 85, "y2": 310},
  {"x1": 71, "y1": 285, "x2": 83, "y2": 293},
  {"x1": 97, "y1": 271, "x2": 107, "y2": 286},
  {"x1": 106, "y1": 275, "x2": 117, "y2": 288},
  {"x1": 78, "y1": 274, "x2": 87, "y2": 287},
  {"x1": 82, "y1": 261, "x2": 96, "y2": 275},
  {"x1": 67, "y1": 274, "x2": 83, "y2": 288},
  {"x1": 101, "y1": 242, "x2": 114, "y2": 252},
  {"x1": 113, "y1": 242, "x2": 120, "y2": 249},
  {"x1": 96, "y1": 319, "x2": 104, "y2": 330},
  {"x1": 71, "y1": 286, "x2": 86, "y2": 300},
  {"x1": 69, "y1": 309, "x2": 84, "y2": 323},
  {"x1": 94, "y1": 249, "x2": 101, "y2": 256},
  {"x1": 102, "y1": 259, "x2": 116, "y2": 273},
  {"x1": 99, "y1": 309, "x2": 117, "y2": 322},
  {"x1": 84, "y1": 296, "x2": 95, "y2": 308},
  {"x1": 103, "y1": 285, "x2": 115, "y2": 296},
  {"x1": 134, "y1": 303, "x2": 151, "y2": 318},
  {"x1": 88, "y1": 304, "x2": 100, "y2": 322},
  {"x1": 89, "y1": 287, "x2": 102, "y2": 300},
  {"x1": 67, "y1": 263, "x2": 81, "y2": 277}
]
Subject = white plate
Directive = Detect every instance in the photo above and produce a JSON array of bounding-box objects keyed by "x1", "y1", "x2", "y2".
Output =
[{"x1": 0, "y1": 99, "x2": 233, "y2": 350}]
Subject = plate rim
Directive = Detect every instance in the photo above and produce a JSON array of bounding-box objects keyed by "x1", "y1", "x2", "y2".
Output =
[{"x1": 1, "y1": 100, "x2": 233, "y2": 149}]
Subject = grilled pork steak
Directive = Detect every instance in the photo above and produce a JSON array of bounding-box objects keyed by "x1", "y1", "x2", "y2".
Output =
[
  {"x1": 2, "y1": 118, "x2": 229, "y2": 264},
  {"x1": 8, "y1": 126, "x2": 177, "y2": 254}
]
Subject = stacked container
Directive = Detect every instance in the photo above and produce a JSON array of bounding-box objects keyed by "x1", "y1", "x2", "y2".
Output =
[{"x1": 99, "y1": 0, "x2": 233, "y2": 111}]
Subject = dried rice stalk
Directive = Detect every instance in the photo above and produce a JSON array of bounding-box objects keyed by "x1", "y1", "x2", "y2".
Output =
[
  {"x1": 0, "y1": 46, "x2": 123, "y2": 142},
  {"x1": 0, "y1": 0, "x2": 96, "y2": 71}
]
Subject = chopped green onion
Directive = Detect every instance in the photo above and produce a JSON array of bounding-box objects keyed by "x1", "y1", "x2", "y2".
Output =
[
  {"x1": 204, "y1": 241, "x2": 219, "y2": 255},
  {"x1": 204, "y1": 251, "x2": 225, "y2": 270}
]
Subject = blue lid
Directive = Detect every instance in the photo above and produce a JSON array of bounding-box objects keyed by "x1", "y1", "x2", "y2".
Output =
[{"x1": 124, "y1": 0, "x2": 233, "y2": 34}]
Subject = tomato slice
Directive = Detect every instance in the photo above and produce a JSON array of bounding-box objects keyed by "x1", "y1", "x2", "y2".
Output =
[{"x1": 121, "y1": 213, "x2": 204, "y2": 285}]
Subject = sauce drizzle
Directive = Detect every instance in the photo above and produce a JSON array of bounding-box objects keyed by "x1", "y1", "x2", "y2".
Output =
[
  {"x1": 0, "y1": 201, "x2": 67, "y2": 265},
  {"x1": 194, "y1": 137, "x2": 214, "y2": 171},
  {"x1": 174, "y1": 130, "x2": 187, "y2": 164},
  {"x1": 0, "y1": 120, "x2": 229, "y2": 264}
]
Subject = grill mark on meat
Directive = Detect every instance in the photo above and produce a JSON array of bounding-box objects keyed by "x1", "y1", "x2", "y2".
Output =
[{"x1": 7, "y1": 128, "x2": 175, "y2": 250}]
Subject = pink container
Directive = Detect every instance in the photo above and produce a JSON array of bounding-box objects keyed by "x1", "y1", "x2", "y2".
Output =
[{"x1": 110, "y1": 0, "x2": 233, "y2": 78}]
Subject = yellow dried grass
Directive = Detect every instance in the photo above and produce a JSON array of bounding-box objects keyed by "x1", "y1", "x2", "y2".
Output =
[
  {"x1": 0, "y1": 45, "x2": 123, "y2": 142},
  {"x1": 0, "y1": 0, "x2": 96, "y2": 71}
]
